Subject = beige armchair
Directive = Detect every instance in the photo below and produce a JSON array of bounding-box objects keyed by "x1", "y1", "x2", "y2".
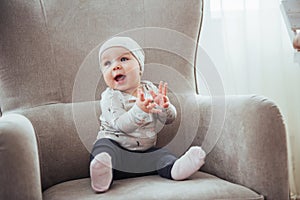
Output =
[{"x1": 0, "y1": 0, "x2": 289, "y2": 199}]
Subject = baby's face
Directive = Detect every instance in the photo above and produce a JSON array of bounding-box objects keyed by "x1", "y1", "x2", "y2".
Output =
[{"x1": 100, "y1": 47, "x2": 141, "y2": 95}]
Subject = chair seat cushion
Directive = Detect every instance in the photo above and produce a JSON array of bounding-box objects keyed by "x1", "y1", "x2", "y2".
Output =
[{"x1": 43, "y1": 172, "x2": 263, "y2": 200}]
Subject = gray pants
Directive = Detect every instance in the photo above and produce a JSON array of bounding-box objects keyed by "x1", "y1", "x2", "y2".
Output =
[{"x1": 90, "y1": 138, "x2": 177, "y2": 180}]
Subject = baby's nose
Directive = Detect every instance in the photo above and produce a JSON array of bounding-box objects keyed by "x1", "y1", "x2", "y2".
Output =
[{"x1": 113, "y1": 65, "x2": 122, "y2": 70}]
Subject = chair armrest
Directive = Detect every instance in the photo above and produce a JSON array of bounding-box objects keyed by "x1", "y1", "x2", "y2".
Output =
[
  {"x1": 193, "y1": 95, "x2": 289, "y2": 200},
  {"x1": 0, "y1": 114, "x2": 42, "y2": 200}
]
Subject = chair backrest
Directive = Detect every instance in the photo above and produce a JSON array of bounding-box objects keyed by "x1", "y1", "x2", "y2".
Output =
[{"x1": 0, "y1": 0, "x2": 203, "y2": 190}]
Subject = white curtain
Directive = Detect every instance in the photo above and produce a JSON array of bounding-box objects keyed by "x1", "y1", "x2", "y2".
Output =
[{"x1": 199, "y1": 0, "x2": 300, "y2": 198}]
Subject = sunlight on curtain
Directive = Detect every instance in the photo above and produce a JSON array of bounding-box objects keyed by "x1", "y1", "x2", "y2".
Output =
[{"x1": 199, "y1": 0, "x2": 300, "y2": 197}]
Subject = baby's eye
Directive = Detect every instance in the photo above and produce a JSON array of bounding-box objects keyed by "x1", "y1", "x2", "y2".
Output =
[
  {"x1": 103, "y1": 61, "x2": 111, "y2": 67},
  {"x1": 120, "y1": 57, "x2": 128, "y2": 62}
]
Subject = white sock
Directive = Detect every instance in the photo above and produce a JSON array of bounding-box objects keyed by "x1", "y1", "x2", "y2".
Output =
[
  {"x1": 171, "y1": 146, "x2": 206, "y2": 180},
  {"x1": 90, "y1": 152, "x2": 112, "y2": 192}
]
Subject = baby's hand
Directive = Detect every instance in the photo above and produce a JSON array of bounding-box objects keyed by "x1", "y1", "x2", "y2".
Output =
[
  {"x1": 136, "y1": 89, "x2": 162, "y2": 113},
  {"x1": 150, "y1": 81, "x2": 170, "y2": 109}
]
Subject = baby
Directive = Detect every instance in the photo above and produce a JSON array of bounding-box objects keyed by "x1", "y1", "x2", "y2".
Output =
[{"x1": 90, "y1": 36, "x2": 206, "y2": 192}]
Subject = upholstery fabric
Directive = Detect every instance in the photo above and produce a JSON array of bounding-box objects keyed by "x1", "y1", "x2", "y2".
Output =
[
  {"x1": 0, "y1": 114, "x2": 42, "y2": 200},
  {"x1": 195, "y1": 95, "x2": 289, "y2": 199},
  {"x1": 43, "y1": 172, "x2": 263, "y2": 200},
  {"x1": 0, "y1": 0, "x2": 289, "y2": 199},
  {"x1": 0, "y1": 0, "x2": 200, "y2": 111}
]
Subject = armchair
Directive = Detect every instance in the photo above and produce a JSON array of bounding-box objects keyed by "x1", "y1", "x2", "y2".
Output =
[{"x1": 0, "y1": 0, "x2": 288, "y2": 199}]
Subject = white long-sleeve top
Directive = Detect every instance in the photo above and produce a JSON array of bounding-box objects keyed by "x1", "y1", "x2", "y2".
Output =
[{"x1": 96, "y1": 80, "x2": 177, "y2": 151}]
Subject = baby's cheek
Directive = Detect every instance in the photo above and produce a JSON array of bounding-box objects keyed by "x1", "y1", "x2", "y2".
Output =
[{"x1": 103, "y1": 77, "x2": 114, "y2": 88}]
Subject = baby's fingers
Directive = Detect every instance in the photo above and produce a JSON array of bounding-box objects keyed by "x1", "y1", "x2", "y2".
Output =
[
  {"x1": 149, "y1": 90, "x2": 157, "y2": 99},
  {"x1": 163, "y1": 95, "x2": 169, "y2": 102},
  {"x1": 143, "y1": 98, "x2": 153, "y2": 107},
  {"x1": 145, "y1": 100, "x2": 161, "y2": 113},
  {"x1": 146, "y1": 101, "x2": 156, "y2": 109},
  {"x1": 162, "y1": 82, "x2": 168, "y2": 96},
  {"x1": 137, "y1": 88, "x2": 145, "y2": 102},
  {"x1": 158, "y1": 81, "x2": 168, "y2": 96},
  {"x1": 161, "y1": 96, "x2": 169, "y2": 108},
  {"x1": 162, "y1": 102, "x2": 169, "y2": 108},
  {"x1": 158, "y1": 81, "x2": 163, "y2": 94}
]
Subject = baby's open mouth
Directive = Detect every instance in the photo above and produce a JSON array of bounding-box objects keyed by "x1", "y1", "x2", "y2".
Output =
[{"x1": 114, "y1": 74, "x2": 126, "y2": 82}]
